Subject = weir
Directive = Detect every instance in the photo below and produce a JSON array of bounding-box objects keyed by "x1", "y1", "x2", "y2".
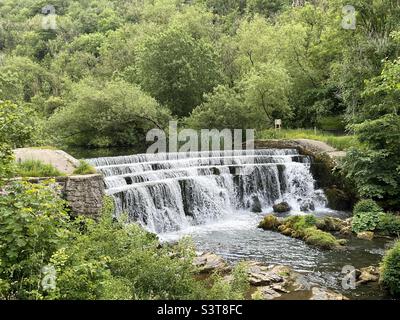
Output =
[{"x1": 88, "y1": 149, "x2": 327, "y2": 234}]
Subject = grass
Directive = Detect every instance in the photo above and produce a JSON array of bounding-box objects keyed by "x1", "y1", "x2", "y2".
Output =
[
  {"x1": 257, "y1": 129, "x2": 358, "y2": 151},
  {"x1": 16, "y1": 160, "x2": 64, "y2": 177},
  {"x1": 73, "y1": 160, "x2": 97, "y2": 175}
]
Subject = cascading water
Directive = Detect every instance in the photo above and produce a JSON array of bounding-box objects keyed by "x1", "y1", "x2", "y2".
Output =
[
  {"x1": 88, "y1": 149, "x2": 327, "y2": 234},
  {"x1": 87, "y1": 149, "x2": 389, "y2": 299}
]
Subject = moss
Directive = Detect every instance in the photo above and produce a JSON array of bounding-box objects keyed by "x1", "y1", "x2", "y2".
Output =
[
  {"x1": 259, "y1": 215, "x2": 345, "y2": 250},
  {"x1": 303, "y1": 227, "x2": 345, "y2": 250},
  {"x1": 316, "y1": 217, "x2": 345, "y2": 232},
  {"x1": 258, "y1": 215, "x2": 281, "y2": 230}
]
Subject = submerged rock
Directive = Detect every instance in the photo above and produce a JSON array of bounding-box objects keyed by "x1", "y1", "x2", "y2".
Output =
[
  {"x1": 273, "y1": 202, "x2": 291, "y2": 213},
  {"x1": 316, "y1": 216, "x2": 349, "y2": 232},
  {"x1": 250, "y1": 195, "x2": 262, "y2": 213},
  {"x1": 300, "y1": 199, "x2": 315, "y2": 212},
  {"x1": 258, "y1": 215, "x2": 281, "y2": 230},
  {"x1": 357, "y1": 266, "x2": 380, "y2": 284},
  {"x1": 245, "y1": 261, "x2": 284, "y2": 286},
  {"x1": 357, "y1": 231, "x2": 374, "y2": 240},
  {"x1": 193, "y1": 252, "x2": 228, "y2": 274},
  {"x1": 247, "y1": 262, "x2": 308, "y2": 300},
  {"x1": 309, "y1": 287, "x2": 348, "y2": 300}
]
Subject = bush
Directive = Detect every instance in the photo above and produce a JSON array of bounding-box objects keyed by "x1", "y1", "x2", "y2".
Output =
[
  {"x1": 377, "y1": 214, "x2": 400, "y2": 237},
  {"x1": 0, "y1": 180, "x2": 72, "y2": 299},
  {"x1": 354, "y1": 199, "x2": 382, "y2": 214},
  {"x1": 380, "y1": 240, "x2": 400, "y2": 296},
  {"x1": 73, "y1": 160, "x2": 97, "y2": 175},
  {"x1": 352, "y1": 200, "x2": 384, "y2": 233},
  {"x1": 16, "y1": 160, "x2": 64, "y2": 177}
]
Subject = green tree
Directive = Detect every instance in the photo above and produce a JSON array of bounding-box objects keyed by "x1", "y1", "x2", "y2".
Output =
[
  {"x1": 48, "y1": 79, "x2": 171, "y2": 147},
  {"x1": 240, "y1": 62, "x2": 292, "y2": 124},
  {"x1": 136, "y1": 26, "x2": 222, "y2": 117},
  {"x1": 343, "y1": 114, "x2": 400, "y2": 208},
  {"x1": 187, "y1": 85, "x2": 261, "y2": 129}
]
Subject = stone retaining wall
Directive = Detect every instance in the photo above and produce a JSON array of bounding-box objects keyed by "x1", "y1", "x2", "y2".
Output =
[{"x1": 20, "y1": 174, "x2": 104, "y2": 217}]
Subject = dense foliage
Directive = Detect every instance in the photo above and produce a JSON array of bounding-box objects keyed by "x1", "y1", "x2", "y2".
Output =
[
  {"x1": 381, "y1": 240, "x2": 400, "y2": 296},
  {"x1": 351, "y1": 199, "x2": 384, "y2": 233},
  {"x1": 1, "y1": 0, "x2": 399, "y2": 147},
  {"x1": 0, "y1": 190, "x2": 249, "y2": 300}
]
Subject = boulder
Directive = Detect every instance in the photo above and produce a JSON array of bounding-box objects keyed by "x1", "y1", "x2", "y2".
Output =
[
  {"x1": 245, "y1": 261, "x2": 284, "y2": 286},
  {"x1": 339, "y1": 226, "x2": 352, "y2": 236},
  {"x1": 258, "y1": 215, "x2": 281, "y2": 230},
  {"x1": 252, "y1": 286, "x2": 283, "y2": 300},
  {"x1": 273, "y1": 202, "x2": 291, "y2": 213},
  {"x1": 356, "y1": 231, "x2": 374, "y2": 240},
  {"x1": 357, "y1": 266, "x2": 380, "y2": 284},
  {"x1": 193, "y1": 252, "x2": 228, "y2": 274},
  {"x1": 324, "y1": 187, "x2": 352, "y2": 211},
  {"x1": 300, "y1": 199, "x2": 315, "y2": 212},
  {"x1": 309, "y1": 287, "x2": 348, "y2": 300},
  {"x1": 250, "y1": 195, "x2": 262, "y2": 213},
  {"x1": 316, "y1": 217, "x2": 347, "y2": 232}
]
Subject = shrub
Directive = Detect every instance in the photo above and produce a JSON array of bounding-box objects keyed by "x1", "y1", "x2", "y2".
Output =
[
  {"x1": 73, "y1": 160, "x2": 97, "y2": 175},
  {"x1": 380, "y1": 240, "x2": 400, "y2": 296},
  {"x1": 354, "y1": 199, "x2": 382, "y2": 215},
  {"x1": 16, "y1": 160, "x2": 64, "y2": 177},
  {"x1": 352, "y1": 200, "x2": 384, "y2": 233},
  {"x1": 377, "y1": 214, "x2": 400, "y2": 237},
  {"x1": 0, "y1": 180, "x2": 72, "y2": 299}
]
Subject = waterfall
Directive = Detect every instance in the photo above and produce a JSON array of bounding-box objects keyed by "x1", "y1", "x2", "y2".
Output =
[{"x1": 87, "y1": 149, "x2": 327, "y2": 234}]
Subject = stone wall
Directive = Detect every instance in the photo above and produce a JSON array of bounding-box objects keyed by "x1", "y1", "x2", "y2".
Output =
[
  {"x1": 20, "y1": 174, "x2": 105, "y2": 217},
  {"x1": 63, "y1": 174, "x2": 104, "y2": 216}
]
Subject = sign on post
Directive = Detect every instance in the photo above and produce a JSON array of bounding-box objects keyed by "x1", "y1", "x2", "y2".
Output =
[{"x1": 275, "y1": 119, "x2": 282, "y2": 130}]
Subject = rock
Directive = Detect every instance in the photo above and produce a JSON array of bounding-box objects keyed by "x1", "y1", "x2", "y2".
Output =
[
  {"x1": 273, "y1": 202, "x2": 291, "y2": 213},
  {"x1": 339, "y1": 226, "x2": 352, "y2": 236},
  {"x1": 258, "y1": 215, "x2": 281, "y2": 230},
  {"x1": 357, "y1": 266, "x2": 380, "y2": 284},
  {"x1": 250, "y1": 195, "x2": 262, "y2": 213},
  {"x1": 357, "y1": 231, "x2": 374, "y2": 240},
  {"x1": 300, "y1": 199, "x2": 315, "y2": 212},
  {"x1": 309, "y1": 287, "x2": 348, "y2": 300},
  {"x1": 316, "y1": 217, "x2": 347, "y2": 232},
  {"x1": 324, "y1": 187, "x2": 352, "y2": 211},
  {"x1": 253, "y1": 286, "x2": 282, "y2": 300},
  {"x1": 245, "y1": 261, "x2": 284, "y2": 286},
  {"x1": 193, "y1": 252, "x2": 228, "y2": 274}
]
